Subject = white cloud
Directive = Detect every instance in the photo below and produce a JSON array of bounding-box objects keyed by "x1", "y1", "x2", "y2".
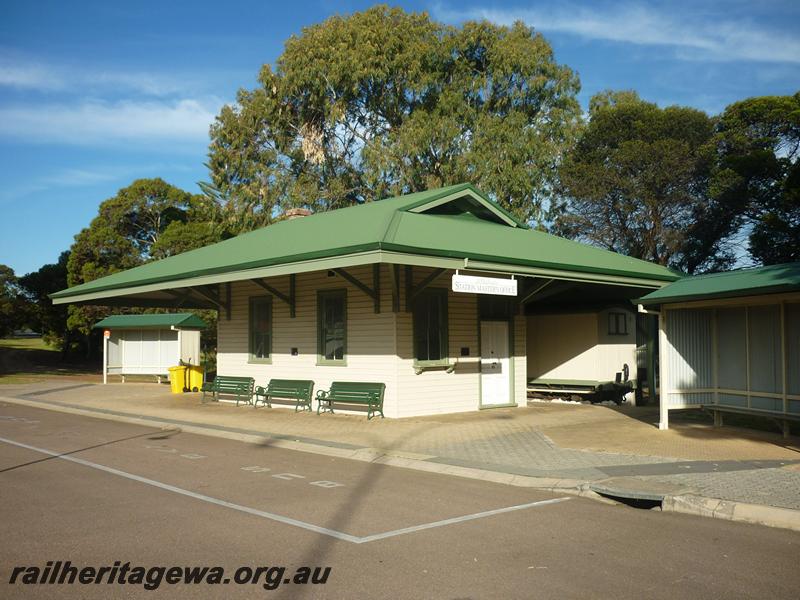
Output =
[
  {"x1": 0, "y1": 163, "x2": 202, "y2": 206},
  {"x1": 0, "y1": 56, "x2": 188, "y2": 96},
  {"x1": 0, "y1": 97, "x2": 221, "y2": 145},
  {"x1": 0, "y1": 62, "x2": 60, "y2": 90},
  {"x1": 432, "y1": 2, "x2": 800, "y2": 64},
  {"x1": 0, "y1": 168, "x2": 119, "y2": 205}
]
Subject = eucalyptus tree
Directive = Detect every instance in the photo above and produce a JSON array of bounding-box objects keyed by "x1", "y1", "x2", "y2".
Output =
[{"x1": 207, "y1": 5, "x2": 582, "y2": 228}]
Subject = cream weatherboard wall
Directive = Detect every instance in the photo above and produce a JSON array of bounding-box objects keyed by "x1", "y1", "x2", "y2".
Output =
[
  {"x1": 527, "y1": 309, "x2": 636, "y2": 382},
  {"x1": 216, "y1": 265, "x2": 527, "y2": 418},
  {"x1": 216, "y1": 265, "x2": 398, "y2": 414},
  {"x1": 394, "y1": 267, "x2": 526, "y2": 417},
  {"x1": 395, "y1": 268, "x2": 478, "y2": 417}
]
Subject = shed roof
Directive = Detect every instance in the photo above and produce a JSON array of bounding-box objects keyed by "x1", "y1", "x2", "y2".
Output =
[
  {"x1": 53, "y1": 183, "x2": 678, "y2": 305},
  {"x1": 639, "y1": 262, "x2": 800, "y2": 305},
  {"x1": 93, "y1": 313, "x2": 207, "y2": 329}
]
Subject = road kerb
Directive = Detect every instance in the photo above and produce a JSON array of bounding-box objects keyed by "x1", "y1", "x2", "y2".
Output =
[
  {"x1": 662, "y1": 494, "x2": 800, "y2": 532},
  {"x1": 3, "y1": 394, "x2": 799, "y2": 532}
]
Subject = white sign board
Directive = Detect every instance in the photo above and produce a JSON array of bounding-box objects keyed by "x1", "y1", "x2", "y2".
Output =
[{"x1": 452, "y1": 274, "x2": 518, "y2": 296}]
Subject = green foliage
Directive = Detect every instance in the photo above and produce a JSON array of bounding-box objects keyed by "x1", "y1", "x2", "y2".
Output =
[
  {"x1": 0, "y1": 264, "x2": 23, "y2": 338},
  {"x1": 556, "y1": 91, "x2": 719, "y2": 271},
  {"x1": 207, "y1": 5, "x2": 581, "y2": 228},
  {"x1": 16, "y1": 252, "x2": 71, "y2": 349},
  {"x1": 711, "y1": 92, "x2": 800, "y2": 265},
  {"x1": 66, "y1": 178, "x2": 222, "y2": 343}
]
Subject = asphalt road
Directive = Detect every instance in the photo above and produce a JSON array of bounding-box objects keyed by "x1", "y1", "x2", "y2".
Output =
[{"x1": 1, "y1": 402, "x2": 798, "y2": 599}]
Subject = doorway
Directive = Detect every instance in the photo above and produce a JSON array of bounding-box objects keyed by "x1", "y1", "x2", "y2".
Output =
[{"x1": 480, "y1": 320, "x2": 511, "y2": 407}]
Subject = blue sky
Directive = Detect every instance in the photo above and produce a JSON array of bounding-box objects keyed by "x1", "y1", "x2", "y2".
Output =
[{"x1": 1, "y1": 0, "x2": 798, "y2": 275}]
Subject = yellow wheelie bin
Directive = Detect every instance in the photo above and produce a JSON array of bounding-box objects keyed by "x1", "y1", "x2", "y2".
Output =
[
  {"x1": 187, "y1": 365, "x2": 204, "y2": 393},
  {"x1": 168, "y1": 365, "x2": 187, "y2": 394}
]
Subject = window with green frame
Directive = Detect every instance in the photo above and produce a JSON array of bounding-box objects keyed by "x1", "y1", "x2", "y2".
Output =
[
  {"x1": 317, "y1": 290, "x2": 346, "y2": 363},
  {"x1": 413, "y1": 288, "x2": 448, "y2": 363},
  {"x1": 249, "y1": 296, "x2": 272, "y2": 362}
]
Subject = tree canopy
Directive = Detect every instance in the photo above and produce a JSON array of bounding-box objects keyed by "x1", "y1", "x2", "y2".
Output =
[
  {"x1": 66, "y1": 178, "x2": 221, "y2": 341},
  {"x1": 16, "y1": 252, "x2": 71, "y2": 350},
  {"x1": 556, "y1": 91, "x2": 719, "y2": 272},
  {"x1": 711, "y1": 93, "x2": 800, "y2": 265},
  {"x1": 207, "y1": 5, "x2": 581, "y2": 229},
  {"x1": 0, "y1": 264, "x2": 22, "y2": 338}
]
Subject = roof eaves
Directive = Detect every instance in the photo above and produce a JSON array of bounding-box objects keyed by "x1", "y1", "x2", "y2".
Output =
[
  {"x1": 639, "y1": 283, "x2": 800, "y2": 306},
  {"x1": 51, "y1": 242, "x2": 383, "y2": 299},
  {"x1": 380, "y1": 242, "x2": 678, "y2": 284}
]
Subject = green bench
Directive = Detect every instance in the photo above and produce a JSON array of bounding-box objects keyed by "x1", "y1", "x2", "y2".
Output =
[
  {"x1": 201, "y1": 375, "x2": 254, "y2": 406},
  {"x1": 254, "y1": 379, "x2": 314, "y2": 411},
  {"x1": 316, "y1": 381, "x2": 386, "y2": 420}
]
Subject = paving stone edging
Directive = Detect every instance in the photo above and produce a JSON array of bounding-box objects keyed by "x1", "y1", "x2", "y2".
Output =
[{"x1": 3, "y1": 395, "x2": 799, "y2": 533}]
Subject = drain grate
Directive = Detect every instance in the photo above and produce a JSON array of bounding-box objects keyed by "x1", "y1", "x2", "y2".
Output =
[{"x1": 589, "y1": 484, "x2": 664, "y2": 510}]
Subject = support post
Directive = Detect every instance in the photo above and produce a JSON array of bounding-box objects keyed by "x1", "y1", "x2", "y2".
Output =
[
  {"x1": 225, "y1": 283, "x2": 231, "y2": 320},
  {"x1": 373, "y1": 263, "x2": 381, "y2": 314},
  {"x1": 712, "y1": 308, "x2": 719, "y2": 407},
  {"x1": 404, "y1": 265, "x2": 413, "y2": 312},
  {"x1": 646, "y1": 316, "x2": 656, "y2": 405},
  {"x1": 658, "y1": 309, "x2": 669, "y2": 430},
  {"x1": 289, "y1": 274, "x2": 296, "y2": 318},
  {"x1": 391, "y1": 265, "x2": 400, "y2": 313},
  {"x1": 781, "y1": 301, "x2": 787, "y2": 416},
  {"x1": 102, "y1": 331, "x2": 108, "y2": 385}
]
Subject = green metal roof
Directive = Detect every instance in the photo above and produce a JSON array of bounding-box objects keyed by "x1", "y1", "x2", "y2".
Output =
[
  {"x1": 53, "y1": 183, "x2": 678, "y2": 303},
  {"x1": 639, "y1": 262, "x2": 800, "y2": 305},
  {"x1": 93, "y1": 313, "x2": 207, "y2": 329}
]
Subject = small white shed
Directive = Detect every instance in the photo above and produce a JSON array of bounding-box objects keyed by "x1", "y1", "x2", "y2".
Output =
[{"x1": 93, "y1": 313, "x2": 206, "y2": 383}]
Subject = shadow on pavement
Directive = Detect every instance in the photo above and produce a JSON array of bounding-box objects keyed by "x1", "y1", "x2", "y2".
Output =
[{"x1": 0, "y1": 427, "x2": 181, "y2": 474}]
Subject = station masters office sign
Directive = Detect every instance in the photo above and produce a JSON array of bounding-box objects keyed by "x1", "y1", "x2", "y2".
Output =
[{"x1": 452, "y1": 273, "x2": 518, "y2": 296}]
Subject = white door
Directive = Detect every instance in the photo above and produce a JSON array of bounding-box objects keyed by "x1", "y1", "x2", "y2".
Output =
[{"x1": 480, "y1": 321, "x2": 510, "y2": 406}]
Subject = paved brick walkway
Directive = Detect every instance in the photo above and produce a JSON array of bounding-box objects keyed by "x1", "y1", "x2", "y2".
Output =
[{"x1": 2, "y1": 380, "x2": 799, "y2": 511}]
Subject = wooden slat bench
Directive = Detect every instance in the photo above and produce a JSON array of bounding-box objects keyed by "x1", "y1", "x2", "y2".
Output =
[
  {"x1": 527, "y1": 377, "x2": 633, "y2": 405},
  {"x1": 316, "y1": 381, "x2": 386, "y2": 420},
  {"x1": 527, "y1": 378, "x2": 601, "y2": 394},
  {"x1": 201, "y1": 375, "x2": 254, "y2": 406},
  {"x1": 703, "y1": 403, "x2": 800, "y2": 439},
  {"x1": 254, "y1": 379, "x2": 314, "y2": 411}
]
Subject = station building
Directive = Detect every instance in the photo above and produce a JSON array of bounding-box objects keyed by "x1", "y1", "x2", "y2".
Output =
[{"x1": 52, "y1": 184, "x2": 678, "y2": 417}]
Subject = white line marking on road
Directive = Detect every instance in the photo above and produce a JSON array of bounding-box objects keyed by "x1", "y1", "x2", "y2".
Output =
[
  {"x1": 310, "y1": 480, "x2": 345, "y2": 489},
  {"x1": 357, "y1": 497, "x2": 571, "y2": 543},
  {"x1": 241, "y1": 465, "x2": 271, "y2": 472},
  {"x1": 0, "y1": 435, "x2": 569, "y2": 544},
  {"x1": 0, "y1": 435, "x2": 360, "y2": 544},
  {"x1": 272, "y1": 472, "x2": 305, "y2": 480},
  {"x1": 0, "y1": 415, "x2": 40, "y2": 424}
]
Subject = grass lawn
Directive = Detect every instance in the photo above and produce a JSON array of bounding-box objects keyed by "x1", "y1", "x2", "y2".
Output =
[{"x1": 0, "y1": 337, "x2": 99, "y2": 384}]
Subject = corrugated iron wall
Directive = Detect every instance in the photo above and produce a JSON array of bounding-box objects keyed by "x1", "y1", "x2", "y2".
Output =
[
  {"x1": 665, "y1": 308, "x2": 713, "y2": 407},
  {"x1": 663, "y1": 301, "x2": 800, "y2": 415}
]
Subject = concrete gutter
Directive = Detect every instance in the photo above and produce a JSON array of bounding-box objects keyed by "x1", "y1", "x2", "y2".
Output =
[{"x1": 3, "y1": 394, "x2": 799, "y2": 533}]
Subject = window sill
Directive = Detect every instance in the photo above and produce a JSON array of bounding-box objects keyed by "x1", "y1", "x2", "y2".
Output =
[
  {"x1": 316, "y1": 360, "x2": 348, "y2": 367},
  {"x1": 247, "y1": 358, "x2": 272, "y2": 365},
  {"x1": 413, "y1": 360, "x2": 454, "y2": 375}
]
